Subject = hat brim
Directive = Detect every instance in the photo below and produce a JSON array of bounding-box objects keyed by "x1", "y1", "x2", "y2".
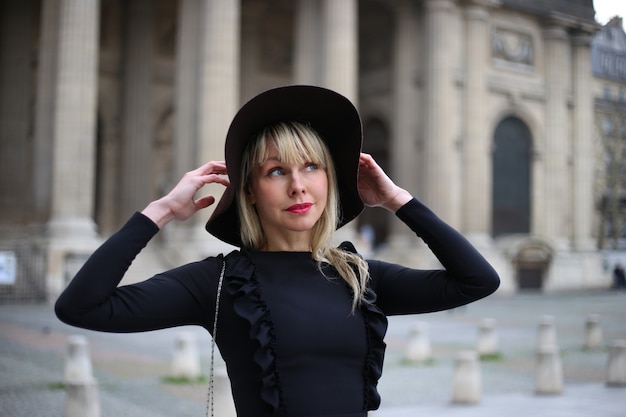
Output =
[{"x1": 205, "y1": 85, "x2": 364, "y2": 247}]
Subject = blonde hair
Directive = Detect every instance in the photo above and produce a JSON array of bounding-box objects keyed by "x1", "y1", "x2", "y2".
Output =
[{"x1": 236, "y1": 121, "x2": 369, "y2": 311}]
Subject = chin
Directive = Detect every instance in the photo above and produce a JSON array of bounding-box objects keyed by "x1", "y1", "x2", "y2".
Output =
[{"x1": 286, "y1": 219, "x2": 319, "y2": 232}]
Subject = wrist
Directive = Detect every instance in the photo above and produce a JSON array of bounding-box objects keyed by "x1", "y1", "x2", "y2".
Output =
[
  {"x1": 382, "y1": 189, "x2": 413, "y2": 212},
  {"x1": 141, "y1": 198, "x2": 175, "y2": 229}
]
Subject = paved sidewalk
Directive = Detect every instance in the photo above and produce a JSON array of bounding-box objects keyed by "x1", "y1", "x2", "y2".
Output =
[{"x1": 1, "y1": 290, "x2": 625, "y2": 416}]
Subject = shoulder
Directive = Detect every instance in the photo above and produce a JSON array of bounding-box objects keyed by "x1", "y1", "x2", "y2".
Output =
[{"x1": 337, "y1": 241, "x2": 360, "y2": 255}]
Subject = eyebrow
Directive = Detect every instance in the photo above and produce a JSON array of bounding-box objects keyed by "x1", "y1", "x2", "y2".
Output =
[
  {"x1": 259, "y1": 154, "x2": 320, "y2": 166},
  {"x1": 260, "y1": 156, "x2": 281, "y2": 165}
]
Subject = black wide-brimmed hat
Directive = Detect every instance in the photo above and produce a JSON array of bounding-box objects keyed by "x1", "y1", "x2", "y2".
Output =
[{"x1": 205, "y1": 85, "x2": 364, "y2": 247}]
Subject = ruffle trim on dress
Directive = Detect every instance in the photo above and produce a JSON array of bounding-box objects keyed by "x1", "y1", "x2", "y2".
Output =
[
  {"x1": 337, "y1": 241, "x2": 388, "y2": 411},
  {"x1": 360, "y1": 286, "x2": 388, "y2": 410},
  {"x1": 224, "y1": 250, "x2": 284, "y2": 414}
]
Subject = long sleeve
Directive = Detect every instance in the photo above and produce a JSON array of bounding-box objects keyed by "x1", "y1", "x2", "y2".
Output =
[
  {"x1": 368, "y1": 198, "x2": 500, "y2": 315},
  {"x1": 55, "y1": 212, "x2": 223, "y2": 333}
]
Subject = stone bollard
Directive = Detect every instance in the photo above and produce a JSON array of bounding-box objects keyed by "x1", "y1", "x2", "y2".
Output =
[
  {"x1": 170, "y1": 332, "x2": 201, "y2": 379},
  {"x1": 64, "y1": 382, "x2": 101, "y2": 417},
  {"x1": 476, "y1": 318, "x2": 499, "y2": 357},
  {"x1": 536, "y1": 315, "x2": 558, "y2": 353},
  {"x1": 606, "y1": 339, "x2": 626, "y2": 387},
  {"x1": 63, "y1": 335, "x2": 101, "y2": 417},
  {"x1": 451, "y1": 351, "x2": 481, "y2": 404},
  {"x1": 405, "y1": 322, "x2": 431, "y2": 364},
  {"x1": 64, "y1": 335, "x2": 94, "y2": 384},
  {"x1": 534, "y1": 344, "x2": 563, "y2": 395},
  {"x1": 583, "y1": 314, "x2": 603, "y2": 350}
]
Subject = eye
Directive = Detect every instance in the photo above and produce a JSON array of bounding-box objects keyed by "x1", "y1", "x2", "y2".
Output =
[
  {"x1": 304, "y1": 163, "x2": 319, "y2": 172},
  {"x1": 268, "y1": 167, "x2": 285, "y2": 177}
]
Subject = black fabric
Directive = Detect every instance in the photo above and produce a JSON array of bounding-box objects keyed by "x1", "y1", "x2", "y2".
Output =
[{"x1": 55, "y1": 198, "x2": 500, "y2": 417}]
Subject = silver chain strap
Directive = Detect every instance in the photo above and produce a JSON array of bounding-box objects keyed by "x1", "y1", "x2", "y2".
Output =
[{"x1": 207, "y1": 260, "x2": 226, "y2": 417}]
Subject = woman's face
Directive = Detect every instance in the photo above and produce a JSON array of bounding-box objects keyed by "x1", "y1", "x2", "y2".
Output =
[{"x1": 247, "y1": 142, "x2": 328, "y2": 250}]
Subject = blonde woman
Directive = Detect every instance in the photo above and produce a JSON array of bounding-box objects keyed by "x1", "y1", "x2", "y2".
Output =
[{"x1": 56, "y1": 85, "x2": 500, "y2": 417}]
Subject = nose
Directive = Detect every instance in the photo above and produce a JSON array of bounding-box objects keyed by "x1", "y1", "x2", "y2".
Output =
[{"x1": 288, "y1": 172, "x2": 306, "y2": 196}]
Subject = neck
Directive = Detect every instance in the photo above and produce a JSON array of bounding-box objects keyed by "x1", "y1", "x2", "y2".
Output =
[{"x1": 260, "y1": 233, "x2": 312, "y2": 252}]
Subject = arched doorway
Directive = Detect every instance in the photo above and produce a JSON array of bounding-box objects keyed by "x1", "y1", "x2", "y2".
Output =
[
  {"x1": 359, "y1": 117, "x2": 390, "y2": 248},
  {"x1": 491, "y1": 116, "x2": 532, "y2": 237}
]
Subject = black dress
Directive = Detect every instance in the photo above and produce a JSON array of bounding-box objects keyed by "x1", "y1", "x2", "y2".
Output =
[{"x1": 55, "y1": 198, "x2": 500, "y2": 417}]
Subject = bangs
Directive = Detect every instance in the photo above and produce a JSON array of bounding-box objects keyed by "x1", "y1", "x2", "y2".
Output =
[{"x1": 253, "y1": 122, "x2": 329, "y2": 168}]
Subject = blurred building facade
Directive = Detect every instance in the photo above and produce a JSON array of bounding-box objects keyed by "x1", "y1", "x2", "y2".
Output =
[
  {"x1": 591, "y1": 17, "x2": 626, "y2": 253},
  {"x1": 1, "y1": 0, "x2": 624, "y2": 301}
]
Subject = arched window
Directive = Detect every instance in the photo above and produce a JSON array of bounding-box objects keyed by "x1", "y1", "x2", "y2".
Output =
[{"x1": 491, "y1": 116, "x2": 532, "y2": 237}]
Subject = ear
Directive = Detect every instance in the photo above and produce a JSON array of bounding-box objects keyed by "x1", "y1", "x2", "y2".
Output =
[{"x1": 246, "y1": 187, "x2": 256, "y2": 205}]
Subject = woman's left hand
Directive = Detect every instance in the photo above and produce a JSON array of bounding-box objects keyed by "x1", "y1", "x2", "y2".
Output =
[{"x1": 357, "y1": 153, "x2": 412, "y2": 212}]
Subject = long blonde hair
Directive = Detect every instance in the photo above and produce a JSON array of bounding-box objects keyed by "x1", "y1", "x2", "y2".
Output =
[{"x1": 236, "y1": 121, "x2": 370, "y2": 311}]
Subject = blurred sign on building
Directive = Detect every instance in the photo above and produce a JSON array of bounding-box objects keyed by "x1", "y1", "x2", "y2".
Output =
[{"x1": 0, "y1": 251, "x2": 17, "y2": 285}]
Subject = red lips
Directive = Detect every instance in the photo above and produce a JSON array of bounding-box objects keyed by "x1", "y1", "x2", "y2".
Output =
[{"x1": 286, "y1": 203, "x2": 313, "y2": 214}]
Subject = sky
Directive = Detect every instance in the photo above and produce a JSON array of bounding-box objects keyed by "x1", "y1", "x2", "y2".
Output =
[{"x1": 593, "y1": 0, "x2": 626, "y2": 29}]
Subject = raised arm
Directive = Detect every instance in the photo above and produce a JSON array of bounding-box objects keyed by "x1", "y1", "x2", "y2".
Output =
[
  {"x1": 368, "y1": 198, "x2": 500, "y2": 315},
  {"x1": 55, "y1": 162, "x2": 229, "y2": 332},
  {"x1": 356, "y1": 153, "x2": 500, "y2": 315}
]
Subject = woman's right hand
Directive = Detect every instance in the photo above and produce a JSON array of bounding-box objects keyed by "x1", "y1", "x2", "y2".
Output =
[
  {"x1": 357, "y1": 153, "x2": 412, "y2": 212},
  {"x1": 141, "y1": 161, "x2": 230, "y2": 228}
]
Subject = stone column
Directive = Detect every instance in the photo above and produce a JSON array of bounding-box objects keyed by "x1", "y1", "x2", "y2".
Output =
[
  {"x1": 463, "y1": 1, "x2": 494, "y2": 240},
  {"x1": 571, "y1": 32, "x2": 595, "y2": 251},
  {"x1": 390, "y1": 0, "x2": 419, "y2": 245},
  {"x1": 321, "y1": 0, "x2": 357, "y2": 101},
  {"x1": 33, "y1": 0, "x2": 60, "y2": 224},
  {"x1": 37, "y1": 0, "x2": 100, "y2": 239},
  {"x1": 33, "y1": 0, "x2": 101, "y2": 300},
  {"x1": 423, "y1": 0, "x2": 459, "y2": 224},
  {"x1": 174, "y1": 0, "x2": 201, "y2": 181},
  {"x1": 295, "y1": 0, "x2": 322, "y2": 85},
  {"x1": 200, "y1": 0, "x2": 241, "y2": 157},
  {"x1": 393, "y1": 0, "x2": 419, "y2": 197},
  {"x1": 168, "y1": 0, "x2": 241, "y2": 258},
  {"x1": 542, "y1": 23, "x2": 570, "y2": 249},
  {"x1": 0, "y1": 0, "x2": 35, "y2": 225},
  {"x1": 196, "y1": 0, "x2": 240, "y2": 165},
  {"x1": 119, "y1": 0, "x2": 155, "y2": 218},
  {"x1": 193, "y1": 0, "x2": 241, "y2": 249},
  {"x1": 315, "y1": 0, "x2": 359, "y2": 243},
  {"x1": 166, "y1": 0, "x2": 201, "y2": 260}
]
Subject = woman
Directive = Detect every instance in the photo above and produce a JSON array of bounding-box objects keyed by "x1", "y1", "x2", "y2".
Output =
[{"x1": 55, "y1": 85, "x2": 500, "y2": 417}]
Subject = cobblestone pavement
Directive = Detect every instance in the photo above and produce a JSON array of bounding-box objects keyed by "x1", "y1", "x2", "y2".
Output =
[{"x1": 1, "y1": 290, "x2": 625, "y2": 416}]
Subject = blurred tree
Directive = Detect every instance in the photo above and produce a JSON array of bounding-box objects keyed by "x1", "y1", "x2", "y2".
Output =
[{"x1": 595, "y1": 91, "x2": 626, "y2": 249}]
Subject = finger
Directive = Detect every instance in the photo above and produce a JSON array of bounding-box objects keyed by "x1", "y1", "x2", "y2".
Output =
[
  {"x1": 195, "y1": 195, "x2": 216, "y2": 210},
  {"x1": 194, "y1": 161, "x2": 228, "y2": 176},
  {"x1": 359, "y1": 153, "x2": 376, "y2": 168},
  {"x1": 200, "y1": 174, "x2": 230, "y2": 188}
]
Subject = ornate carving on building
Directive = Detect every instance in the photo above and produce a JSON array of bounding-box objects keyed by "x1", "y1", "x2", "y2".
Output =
[{"x1": 491, "y1": 27, "x2": 534, "y2": 70}]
